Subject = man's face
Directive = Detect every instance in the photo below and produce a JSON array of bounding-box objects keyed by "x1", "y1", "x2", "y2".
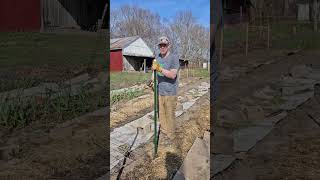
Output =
[{"x1": 159, "y1": 43, "x2": 169, "y2": 55}]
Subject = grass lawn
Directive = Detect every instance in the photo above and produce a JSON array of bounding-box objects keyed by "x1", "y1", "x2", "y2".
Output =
[
  {"x1": 0, "y1": 32, "x2": 107, "y2": 92},
  {"x1": 110, "y1": 68, "x2": 209, "y2": 90},
  {"x1": 110, "y1": 71, "x2": 151, "y2": 90},
  {"x1": 0, "y1": 32, "x2": 106, "y2": 67},
  {"x1": 221, "y1": 22, "x2": 320, "y2": 51}
]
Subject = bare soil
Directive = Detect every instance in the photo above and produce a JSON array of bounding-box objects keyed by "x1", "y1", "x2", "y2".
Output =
[{"x1": 214, "y1": 49, "x2": 320, "y2": 179}]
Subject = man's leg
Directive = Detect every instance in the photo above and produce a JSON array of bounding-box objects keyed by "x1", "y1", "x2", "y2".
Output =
[
  {"x1": 164, "y1": 96, "x2": 177, "y2": 140},
  {"x1": 159, "y1": 95, "x2": 168, "y2": 135}
]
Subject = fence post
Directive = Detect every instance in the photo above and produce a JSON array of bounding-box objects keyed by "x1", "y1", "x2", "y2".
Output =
[
  {"x1": 267, "y1": 23, "x2": 270, "y2": 49},
  {"x1": 219, "y1": 27, "x2": 224, "y2": 63},
  {"x1": 246, "y1": 23, "x2": 249, "y2": 56},
  {"x1": 144, "y1": 59, "x2": 147, "y2": 73},
  {"x1": 240, "y1": 6, "x2": 243, "y2": 24}
]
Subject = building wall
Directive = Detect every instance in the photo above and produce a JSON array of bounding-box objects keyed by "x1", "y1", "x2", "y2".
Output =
[
  {"x1": 57, "y1": 0, "x2": 106, "y2": 30},
  {"x1": 0, "y1": 0, "x2": 41, "y2": 31},
  {"x1": 122, "y1": 38, "x2": 154, "y2": 58},
  {"x1": 122, "y1": 56, "x2": 136, "y2": 71},
  {"x1": 110, "y1": 50, "x2": 123, "y2": 72},
  {"x1": 43, "y1": 0, "x2": 80, "y2": 29}
]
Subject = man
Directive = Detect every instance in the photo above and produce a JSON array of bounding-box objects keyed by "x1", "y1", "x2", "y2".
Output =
[{"x1": 151, "y1": 36, "x2": 180, "y2": 147}]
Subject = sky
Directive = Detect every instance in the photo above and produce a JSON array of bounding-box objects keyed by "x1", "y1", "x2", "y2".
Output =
[{"x1": 111, "y1": 0, "x2": 210, "y2": 28}]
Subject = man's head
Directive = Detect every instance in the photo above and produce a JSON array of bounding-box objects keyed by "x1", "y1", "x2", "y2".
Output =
[{"x1": 158, "y1": 36, "x2": 170, "y2": 56}]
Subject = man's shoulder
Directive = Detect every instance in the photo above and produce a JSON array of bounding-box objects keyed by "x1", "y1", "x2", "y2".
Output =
[{"x1": 168, "y1": 53, "x2": 179, "y2": 60}]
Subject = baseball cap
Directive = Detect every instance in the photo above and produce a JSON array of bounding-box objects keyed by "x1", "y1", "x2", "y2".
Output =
[{"x1": 158, "y1": 36, "x2": 170, "y2": 45}]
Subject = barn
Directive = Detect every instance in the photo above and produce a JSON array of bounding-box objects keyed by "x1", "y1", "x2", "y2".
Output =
[
  {"x1": 0, "y1": 0, "x2": 108, "y2": 32},
  {"x1": 110, "y1": 36, "x2": 155, "y2": 72}
]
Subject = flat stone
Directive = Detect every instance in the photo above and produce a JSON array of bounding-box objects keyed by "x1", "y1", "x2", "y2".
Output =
[
  {"x1": 90, "y1": 107, "x2": 108, "y2": 117},
  {"x1": 281, "y1": 84, "x2": 313, "y2": 96},
  {"x1": 233, "y1": 125, "x2": 273, "y2": 152},
  {"x1": 182, "y1": 101, "x2": 195, "y2": 111},
  {"x1": 280, "y1": 77, "x2": 315, "y2": 86},
  {"x1": 279, "y1": 92, "x2": 313, "y2": 110},
  {"x1": 212, "y1": 154, "x2": 236, "y2": 175},
  {"x1": 203, "y1": 131, "x2": 210, "y2": 147},
  {"x1": 290, "y1": 65, "x2": 312, "y2": 78},
  {"x1": 254, "y1": 111, "x2": 287, "y2": 126},
  {"x1": 217, "y1": 109, "x2": 244, "y2": 126},
  {"x1": 314, "y1": 83, "x2": 320, "y2": 98},
  {"x1": 211, "y1": 127, "x2": 234, "y2": 154},
  {"x1": 64, "y1": 73, "x2": 90, "y2": 85},
  {"x1": 241, "y1": 105, "x2": 265, "y2": 121},
  {"x1": 95, "y1": 174, "x2": 109, "y2": 180},
  {"x1": 175, "y1": 111, "x2": 184, "y2": 117},
  {"x1": 84, "y1": 78, "x2": 99, "y2": 86},
  {"x1": 173, "y1": 138, "x2": 209, "y2": 180},
  {"x1": 253, "y1": 87, "x2": 275, "y2": 100}
]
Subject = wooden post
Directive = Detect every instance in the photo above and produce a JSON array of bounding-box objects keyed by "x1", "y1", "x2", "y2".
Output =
[
  {"x1": 267, "y1": 23, "x2": 270, "y2": 49},
  {"x1": 187, "y1": 65, "x2": 189, "y2": 78},
  {"x1": 240, "y1": 6, "x2": 243, "y2": 24},
  {"x1": 40, "y1": 0, "x2": 44, "y2": 32},
  {"x1": 219, "y1": 28, "x2": 224, "y2": 63},
  {"x1": 193, "y1": 63, "x2": 195, "y2": 77},
  {"x1": 292, "y1": 24, "x2": 297, "y2": 35},
  {"x1": 314, "y1": 0, "x2": 318, "y2": 32},
  {"x1": 144, "y1": 59, "x2": 146, "y2": 73},
  {"x1": 260, "y1": 10, "x2": 263, "y2": 38},
  {"x1": 246, "y1": 23, "x2": 249, "y2": 56}
]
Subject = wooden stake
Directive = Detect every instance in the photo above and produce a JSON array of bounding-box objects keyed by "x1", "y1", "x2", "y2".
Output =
[
  {"x1": 246, "y1": 23, "x2": 249, "y2": 56},
  {"x1": 187, "y1": 66, "x2": 189, "y2": 78},
  {"x1": 293, "y1": 24, "x2": 297, "y2": 35},
  {"x1": 219, "y1": 28, "x2": 224, "y2": 63},
  {"x1": 240, "y1": 6, "x2": 243, "y2": 24},
  {"x1": 267, "y1": 23, "x2": 270, "y2": 49}
]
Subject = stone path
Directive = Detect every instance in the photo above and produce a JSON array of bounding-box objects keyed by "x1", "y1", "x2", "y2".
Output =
[{"x1": 212, "y1": 64, "x2": 320, "y2": 176}]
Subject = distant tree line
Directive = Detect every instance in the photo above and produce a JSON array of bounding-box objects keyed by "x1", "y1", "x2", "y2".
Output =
[{"x1": 110, "y1": 5, "x2": 209, "y2": 62}]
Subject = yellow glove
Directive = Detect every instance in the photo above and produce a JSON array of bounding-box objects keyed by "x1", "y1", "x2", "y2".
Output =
[{"x1": 152, "y1": 59, "x2": 162, "y2": 72}]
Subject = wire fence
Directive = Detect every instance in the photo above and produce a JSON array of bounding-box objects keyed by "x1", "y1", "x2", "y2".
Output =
[{"x1": 216, "y1": 15, "x2": 320, "y2": 63}]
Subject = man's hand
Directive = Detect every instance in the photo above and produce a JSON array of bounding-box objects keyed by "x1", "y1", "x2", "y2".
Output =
[
  {"x1": 152, "y1": 59, "x2": 162, "y2": 72},
  {"x1": 146, "y1": 79, "x2": 154, "y2": 90}
]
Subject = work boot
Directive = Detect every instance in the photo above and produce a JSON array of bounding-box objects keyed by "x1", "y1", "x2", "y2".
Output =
[
  {"x1": 158, "y1": 132, "x2": 173, "y2": 147},
  {"x1": 158, "y1": 132, "x2": 181, "y2": 154}
]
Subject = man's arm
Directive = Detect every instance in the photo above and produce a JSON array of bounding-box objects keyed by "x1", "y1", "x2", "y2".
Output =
[{"x1": 161, "y1": 68, "x2": 177, "y2": 79}]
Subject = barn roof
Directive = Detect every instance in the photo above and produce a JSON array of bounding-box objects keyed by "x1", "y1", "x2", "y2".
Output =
[{"x1": 110, "y1": 36, "x2": 140, "y2": 50}]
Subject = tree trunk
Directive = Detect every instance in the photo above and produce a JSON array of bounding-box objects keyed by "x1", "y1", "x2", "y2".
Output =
[
  {"x1": 284, "y1": 0, "x2": 289, "y2": 17},
  {"x1": 314, "y1": 0, "x2": 318, "y2": 32}
]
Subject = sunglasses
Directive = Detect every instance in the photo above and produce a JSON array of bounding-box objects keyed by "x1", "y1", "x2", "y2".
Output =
[{"x1": 158, "y1": 44, "x2": 168, "y2": 48}]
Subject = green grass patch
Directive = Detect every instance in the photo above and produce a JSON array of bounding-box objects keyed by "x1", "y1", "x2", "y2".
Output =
[
  {"x1": 180, "y1": 68, "x2": 210, "y2": 79},
  {"x1": 110, "y1": 72, "x2": 151, "y2": 90},
  {"x1": 0, "y1": 84, "x2": 108, "y2": 130},
  {"x1": 111, "y1": 89, "x2": 144, "y2": 105},
  {"x1": 193, "y1": 68, "x2": 210, "y2": 78},
  {"x1": 221, "y1": 22, "x2": 320, "y2": 51},
  {"x1": 0, "y1": 32, "x2": 105, "y2": 67}
]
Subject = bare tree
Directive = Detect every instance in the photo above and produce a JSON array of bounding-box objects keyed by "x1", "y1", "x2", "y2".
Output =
[
  {"x1": 313, "y1": 0, "x2": 319, "y2": 32},
  {"x1": 169, "y1": 10, "x2": 209, "y2": 63},
  {"x1": 111, "y1": 6, "x2": 209, "y2": 62},
  {"x1": 110, "y1": 5, "x2": 162, "y2": 52}
]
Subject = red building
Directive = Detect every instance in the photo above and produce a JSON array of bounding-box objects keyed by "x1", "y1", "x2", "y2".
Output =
[
  {"x1": 110, "y1": 36, "x2": 154, "y2": 72},
  {"x1": 0, "y1": 0, "x2": 108, "y2": 32},
  {"x1": 0, "y1": 0, "x2": 41, "y2": 31}
]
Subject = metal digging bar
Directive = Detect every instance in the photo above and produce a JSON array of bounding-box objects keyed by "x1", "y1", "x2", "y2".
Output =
[{"x1": 153, "y1": 68, "x2": 159, "y2": 159}]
